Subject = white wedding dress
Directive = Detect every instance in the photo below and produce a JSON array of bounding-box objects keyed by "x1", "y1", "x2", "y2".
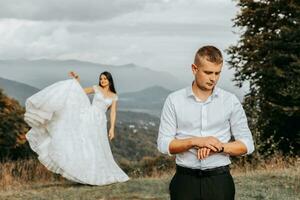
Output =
[{"x1": 24, "y1": 79, "x2": 129, "y2": 185}]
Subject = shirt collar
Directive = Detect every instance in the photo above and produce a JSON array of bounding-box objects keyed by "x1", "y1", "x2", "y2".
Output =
[{"x1": 186, "y1": 82, "x2": 220, "y2": 99}]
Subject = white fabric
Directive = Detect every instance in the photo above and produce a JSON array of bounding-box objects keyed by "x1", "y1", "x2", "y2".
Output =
[
  {"x1": 157, "y1": 85, "x2": 254, "y2": 170},
  {"x1": 24, "y1": 79, "x2": 129, "y2": 185}
]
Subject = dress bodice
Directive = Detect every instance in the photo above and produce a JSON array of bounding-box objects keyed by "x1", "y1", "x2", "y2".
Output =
[{"x1": 92, "y1": 85, "x2": 118, "y2": 112}]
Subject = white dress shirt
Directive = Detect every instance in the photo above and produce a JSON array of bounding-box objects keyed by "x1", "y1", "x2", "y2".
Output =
[{"x1": 157, "y1": 85, "x2": 254, "y2": 170}]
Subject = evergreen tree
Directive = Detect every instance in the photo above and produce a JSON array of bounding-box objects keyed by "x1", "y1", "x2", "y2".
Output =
[{"x1": 227, "y1": 0, "x2": 300, "y2": 155}]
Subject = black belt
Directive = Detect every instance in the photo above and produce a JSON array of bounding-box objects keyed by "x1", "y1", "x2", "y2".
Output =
[{"x1": 176, "y1": 165, "x2": 230, "y2": 177}]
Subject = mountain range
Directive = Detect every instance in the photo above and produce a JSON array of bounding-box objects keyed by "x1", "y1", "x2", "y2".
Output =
[
  {"x1": 0, "y1": 77, "x2": 39, "y2": 105},
  {"x1": 0, "y1": 76, "x2": 170, "y2": 116},
  {"x1": 0, "y1": 59, "x2": 247, "y2": 116},
  {"x1": 0, "y1": 59, "x2": 187, "y2": 93},
  {"x1": 118, "y1": 86, "x2": 171, "y2": 116}
]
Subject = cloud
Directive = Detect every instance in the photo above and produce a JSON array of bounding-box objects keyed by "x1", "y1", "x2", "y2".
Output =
[
  {"x1": 0, "y1": 0, "x2": 155, "y2": 21},
  {"x1": 0, "y1": 0, "x2": 240, "y2": 87},
  {"x1": 0, "y1": 0, "x2": 237, "y2": 22}
]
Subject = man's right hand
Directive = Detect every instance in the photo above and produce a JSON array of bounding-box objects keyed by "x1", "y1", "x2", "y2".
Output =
[
  {"x1": 169, "y1": 136, "x2": 222, "y2": 155},
  {"x1": 192, "y1": 136, "x2": 223, "y2": 152}
]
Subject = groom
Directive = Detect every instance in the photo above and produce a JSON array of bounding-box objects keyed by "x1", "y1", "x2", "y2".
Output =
[{"x1": 157, "y1": 45, "x2": 254, "y2": 200}]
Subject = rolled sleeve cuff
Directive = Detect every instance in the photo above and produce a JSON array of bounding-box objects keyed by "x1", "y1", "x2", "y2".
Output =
[
  {"x1": 238, "y1": 138, "x2": 255, "y2": 155},
  {"x1": 157, "y1": 136, "x2": 174, "y2": 156}
]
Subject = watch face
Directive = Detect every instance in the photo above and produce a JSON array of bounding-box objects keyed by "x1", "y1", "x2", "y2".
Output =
[{"x1": 219, "y1": 147, "x2": 224, "y2": 153}]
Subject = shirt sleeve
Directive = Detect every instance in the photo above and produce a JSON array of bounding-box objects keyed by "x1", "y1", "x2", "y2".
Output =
[
  {"x1": 229, "y1": 95, "x2": 255, "y2": 155},
  {"x1": 157, "y1": 95, "x2": 177, "y2": 156}
]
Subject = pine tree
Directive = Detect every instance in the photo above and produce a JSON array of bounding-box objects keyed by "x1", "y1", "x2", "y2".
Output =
[{"x1": 227, "y1": 0, "x2": 300, "y2": 155}]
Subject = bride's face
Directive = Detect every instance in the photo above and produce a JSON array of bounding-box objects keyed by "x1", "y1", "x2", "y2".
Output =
[{"x1": 100, "y1": 75, "x2": 109, "y2": 87}]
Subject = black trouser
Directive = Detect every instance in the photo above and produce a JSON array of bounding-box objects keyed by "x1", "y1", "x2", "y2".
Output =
[{"x1": 169, "y1": 165, "x2": 235, "y2": 200}]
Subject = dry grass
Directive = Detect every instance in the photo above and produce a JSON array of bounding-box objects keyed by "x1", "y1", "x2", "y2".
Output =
[
  {"x1": 0, "y1": 159, "x2": 67, "y2": 189},
  {"x1": 0, "y1": 155, "x2": 299, "y2": 189},
  {"x1": 0, "y1": 156, "x2": 299, "y2": 200},
  {"x1": 230, "y1": 155, "x2": 300, "y2": 175},
  {"x1": 0, "y1": 166, "x2": 299, "y2": 200}
]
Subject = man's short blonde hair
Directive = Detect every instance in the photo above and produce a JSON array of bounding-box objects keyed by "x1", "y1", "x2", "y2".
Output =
[{"x1": 194, "y1": 46, "x2": 223, "y2": 67}]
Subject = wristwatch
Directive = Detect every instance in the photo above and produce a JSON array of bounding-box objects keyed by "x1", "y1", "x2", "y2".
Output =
[{"x1": 219, "y1": 146, "x2": 224, "y2": 153}]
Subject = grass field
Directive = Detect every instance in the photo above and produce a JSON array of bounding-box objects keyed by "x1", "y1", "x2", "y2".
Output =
[{"x1": 0, "y1": 167, "x2": 299, "y2": 200}]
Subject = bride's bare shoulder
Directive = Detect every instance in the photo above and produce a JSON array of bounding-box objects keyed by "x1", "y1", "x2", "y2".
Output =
[{"x1": 110, "y1": 92, "x2": 118, "y2": 101}]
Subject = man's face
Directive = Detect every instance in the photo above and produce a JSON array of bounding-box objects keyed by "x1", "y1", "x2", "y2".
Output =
[{"x1": 192, "y1": 58, "x2": 222, "y2": 91}]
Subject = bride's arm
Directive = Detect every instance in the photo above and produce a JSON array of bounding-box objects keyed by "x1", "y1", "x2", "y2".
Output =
[
  {"x1": 108, "y1": 100, "x2": 117, "y2": 140},
  {"x1": 84, "y1": 87, "x2": 94, "y2": 94},
  {"x1": 68, "y1": 71, "x2": 94, "y2": 94}
]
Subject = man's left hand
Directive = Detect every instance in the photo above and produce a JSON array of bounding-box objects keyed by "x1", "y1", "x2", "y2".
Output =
[{"x1": 197, "y1": 146, "x2": 223, "y2": 160}]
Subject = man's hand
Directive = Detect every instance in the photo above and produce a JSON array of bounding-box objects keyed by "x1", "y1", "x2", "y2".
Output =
[
  {"x1": 169, "y1": 136, "x2": 223, "y2": 155},
  {"x1": 197, "y1": 147, "x2": 221, "y2": 160},
  {"x1": 197, "y1": 147, "x2": 210, "y2": 160},
  {"x1": 193, "y1": 136, "x2": 223, "y2": 152}
]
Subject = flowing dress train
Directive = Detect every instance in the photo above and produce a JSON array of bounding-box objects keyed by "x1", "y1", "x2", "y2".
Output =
[{"x1": 24, "y1": 79, "x2": 129, "y2": 185}]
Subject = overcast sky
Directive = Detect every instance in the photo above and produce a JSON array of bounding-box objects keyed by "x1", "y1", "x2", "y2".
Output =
[{"x1": 0, "y1": 0, "x2": 242, "y2": 86}]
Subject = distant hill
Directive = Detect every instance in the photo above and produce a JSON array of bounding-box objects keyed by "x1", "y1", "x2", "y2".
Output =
[
  {"x1": 121, "y1": 85, "x2": 171, "y2": 101},
  {"x1": 0, "y1": 77, "x2": 39, "y2": 106},
  {"x1": 118, "y1": 86, "x2": 171, "y2": 116},
  {"x1": 111, "y1": 111, "x2": 160, "y2": 161},
  {"x1": 0, "y1": 76, "x2": 244, "y2": 117},
  {"x1": 0, "y1": 59, "x2": 187, "y2": 93}
]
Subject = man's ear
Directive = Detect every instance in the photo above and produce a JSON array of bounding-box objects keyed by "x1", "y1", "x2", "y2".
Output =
[{"x1": 191, "y1": 64, "x2": 197, "y2": 75}]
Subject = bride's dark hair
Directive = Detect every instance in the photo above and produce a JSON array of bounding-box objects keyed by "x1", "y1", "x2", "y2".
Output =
[{"x1": 99, "y1": 71, "x2": 117, "y2": 94}]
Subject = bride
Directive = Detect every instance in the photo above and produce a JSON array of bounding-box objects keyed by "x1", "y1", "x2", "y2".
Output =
[{"x1": 24, "y1": 71, "x2": 129, "y2": 185}]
